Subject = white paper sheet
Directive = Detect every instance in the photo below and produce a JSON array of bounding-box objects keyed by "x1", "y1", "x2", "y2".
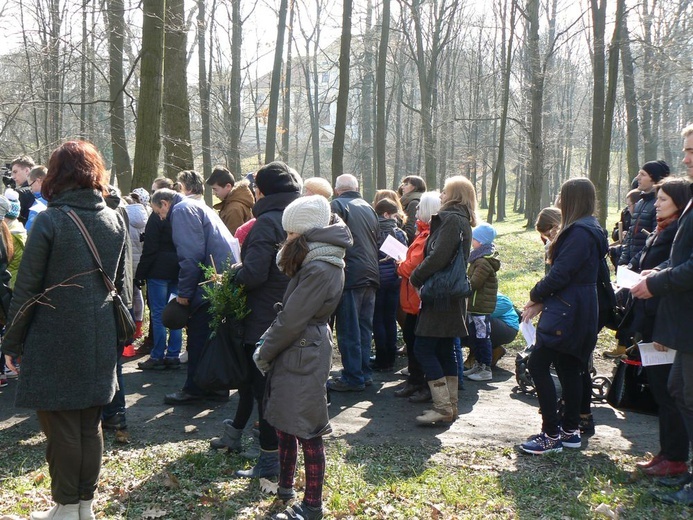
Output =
[
  {"x1": 229, "y1": 236, "x2": 241, "y2": 264},
  {"x1": 639, "y1": 342, "x2": 676, "y2": 366},
  {"x1": 616, "y1": 267, "x2": 641, "y2": 289},
  {"x1": 379, "y1": 234, "x2": 408, "y2": 262},
  {"x1": 520, "y1": 321, "x2": 536, "y2": 347}
]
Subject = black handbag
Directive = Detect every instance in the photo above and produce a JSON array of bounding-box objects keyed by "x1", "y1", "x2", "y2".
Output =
[
  {"x1": 606, "y1": 358, "x2": 658, "y2": 415},
  {"x1": 419, "y1": 238, "x2": 471, "y2": 308},
  {"x1": 194, "y1": 316, "x2": 249, "y2": 391},
  {"x1": 62, "y1": 207, "x2": 136, "y2": 345}
]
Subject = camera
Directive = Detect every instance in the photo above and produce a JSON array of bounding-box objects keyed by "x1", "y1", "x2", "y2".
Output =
[{"x1": 1, "y1": 163, "x2": 15, "y2": 189}]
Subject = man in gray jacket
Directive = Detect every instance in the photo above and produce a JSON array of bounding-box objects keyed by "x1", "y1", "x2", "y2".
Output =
[{"x1": 327, "y1": 174, "x2": 379, "y2": 392}]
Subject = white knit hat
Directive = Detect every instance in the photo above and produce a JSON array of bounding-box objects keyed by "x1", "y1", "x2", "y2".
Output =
[{"x1": 282, "y1": 195, "x2": 331, "y2": 235}]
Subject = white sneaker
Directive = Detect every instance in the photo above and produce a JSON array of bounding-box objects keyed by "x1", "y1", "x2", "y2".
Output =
[
  {"x1": 179, "y1": 351, "x2": 188, "y2": 364},
  {"x1": 467, "y1": 364, "x2": 492, "y2": 381},
  {"x1": 462, "y1": 361, "x2": 481, "y2": 377},
  {"x1": 4, "y1": 368, "x2": 18, "y2": 379}
]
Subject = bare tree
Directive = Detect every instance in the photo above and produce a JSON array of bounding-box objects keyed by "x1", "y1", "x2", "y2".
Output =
[
  {"x1": 332, "y1": 0, "x2": 353, "y2": 183},
  {"x1": 265, "y1": 0, "x2": 289, "y2": 163},
  {"x1": 132, "y1": 0, "x2": 166, "y2": 190},
  {"x1": 162, "y1": 0, "x2": 194, "y2": 178},
  {"x1": 106, "y1": 0, "x2": 132, "y2": 189}
]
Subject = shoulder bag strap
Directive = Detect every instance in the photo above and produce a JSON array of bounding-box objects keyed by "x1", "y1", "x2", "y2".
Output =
[{"x1": 59, "y1": 206, "x2": 118, "y2": 294}]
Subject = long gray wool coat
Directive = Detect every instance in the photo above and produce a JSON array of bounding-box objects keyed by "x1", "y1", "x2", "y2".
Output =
[
  {"x1": 259, "y1": 222, "x2": 351, "y2": 439},
  {"x1": 2, "y1": 189, "x2": 127, "y2": 411}
]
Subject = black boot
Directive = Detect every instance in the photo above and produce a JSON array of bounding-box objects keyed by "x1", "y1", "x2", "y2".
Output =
[{"x1": 652, "y1": 483, "x2": 693, "y2": 506}]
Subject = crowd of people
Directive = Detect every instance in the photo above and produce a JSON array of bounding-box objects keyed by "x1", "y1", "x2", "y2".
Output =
[{"x1": 1, "y1": 122, "x2": 693, "y2": 519}]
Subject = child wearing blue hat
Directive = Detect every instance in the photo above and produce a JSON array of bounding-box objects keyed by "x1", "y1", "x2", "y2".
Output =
[{"x1": 463, "y1": 222, "x2": 501, "y2": 382}]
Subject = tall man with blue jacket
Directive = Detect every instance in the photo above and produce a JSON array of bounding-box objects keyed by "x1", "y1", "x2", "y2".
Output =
[
  {"x1": 328, "y1": 174, "x2": 379, "y2": 392},
  {"x1": 150, "y1": 185, "x2": 237, "y2": 404},
  {"x1": 632, "y1": 124, "x2": 693, "y2": 506}
]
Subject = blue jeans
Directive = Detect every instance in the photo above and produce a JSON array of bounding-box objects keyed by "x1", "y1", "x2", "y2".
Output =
[
  {"x1": 414, "y1": 336, "x2": 457, "y2": 381},
  {"x1": 372, "y1": 284, "x2": 400, "y2": 368},
  {"x1": 453, "y1": 338, "x2": 465, "y2": 386},
  {"x1": 147, "y1": 278, "x2": 183, "y2": 360},
  {"x1": 335, "y1": 287, "x2": 376, "y2": 387}
]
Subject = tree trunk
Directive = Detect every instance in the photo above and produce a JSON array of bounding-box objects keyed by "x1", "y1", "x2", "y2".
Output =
[
  {"x1": 132, "y1": 0, "x2": 166, "y2": 190},
  {"x1": 620, "y1": 10, "x2": 639, "y2": 179},
  {"x1": 229, "y1": 0, "x2": 242, "y2": 175},
  {"x1": 332, "y1": 0, "x2": 353, "y2": 183},
  {"x1": 375, "y1": 0, "x2": 390, "y2": 191},
  {"x1": 265, "y1": 0, "x2": 289, "y2": 163},
  {"x1": 198, "y1": 0, "x2": 213, "y2": 206},
  {"x1": 280, "y1": 0, "x2": 295, "y2": 163},
  {"x1": 162, "y1": 0, "x2": 194, "y2": 179},
  {"x1": 106, "y1": 0, "x2": 132, "y2": 191},
  {"x1": 361, "y1": 0, "x2": 375, "y2": 196},
  {"x1": 524, "y1": 0, "x2": 545, "y2": 228},
  {"x1": 488, "y1": 0, "x2": 516, "y2": 224}
]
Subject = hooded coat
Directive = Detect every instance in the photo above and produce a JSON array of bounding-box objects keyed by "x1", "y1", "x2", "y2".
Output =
[
  {"x1": 2, "y1": 189, "x2": 127, "y2": 410},
  {"x1": 530, "y1": 216, "x2": 608, "y2": 363},
  {"x1": 467, "y1": 248, "x2": 501, "y2": 315},
  {"x1": 215, "y1": 181, "x2": 254, "y2": 235},
  {"x1": 409, "y1": 202, "x2": 472, "y2": 338},
  {"x1": 260, "y1": 221, "x2": 352, "y2": 438}
]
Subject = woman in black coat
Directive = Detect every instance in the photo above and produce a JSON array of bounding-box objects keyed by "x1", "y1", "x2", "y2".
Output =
[
  {"x1": 2, "y1": 141, "x2": 127, "y2": 520},
  {"x1": 521, "y1": 178, "x2": 607, "y2": 455},
  {"x1": 629, "y1": 178, "x2": 692, "y2": 478},
  {"x1": 409, "y1": 176, "x2": 475, "y2": 425}
]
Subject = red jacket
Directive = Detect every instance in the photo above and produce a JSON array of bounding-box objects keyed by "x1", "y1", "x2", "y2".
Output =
[{"x1": 397, "y1": 221, "x2": 430, "y2": 315}]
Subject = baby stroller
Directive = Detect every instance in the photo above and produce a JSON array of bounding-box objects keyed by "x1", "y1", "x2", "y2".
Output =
[{"x1": 515, "y1": 344, "x2": 610, "y2": 402}]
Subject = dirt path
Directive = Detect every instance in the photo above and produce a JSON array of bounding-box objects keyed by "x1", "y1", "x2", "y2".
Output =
[{"x1": 0, "y1": 348, "x2": 659, "y2": 458}]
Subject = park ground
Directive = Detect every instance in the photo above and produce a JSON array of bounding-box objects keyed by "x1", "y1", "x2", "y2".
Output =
[{"x1": 1, "y1": 210, "x2": 690, "y2": 519}]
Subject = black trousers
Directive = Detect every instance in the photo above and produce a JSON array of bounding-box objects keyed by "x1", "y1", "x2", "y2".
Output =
[
  {"x1": 668, "y1": 352, "x2": 693, "y2": 459},
  {"x1": 528, "y1": 346, "x2": 582, "y2": 436},
  {"x1": 647, "y1": 363, "x2": 689, "y2": 461},
  {"x1": 36, "y1": 406, "x2": 103, "y2": 504},
  {"x1": 243, "y1": 343, "x2": 278, "y2": 451}
]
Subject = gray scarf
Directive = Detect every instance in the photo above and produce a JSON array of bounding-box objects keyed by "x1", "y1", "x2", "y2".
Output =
[{"x1": 276, "y1": 241, "x2": 345, "y2": 273}]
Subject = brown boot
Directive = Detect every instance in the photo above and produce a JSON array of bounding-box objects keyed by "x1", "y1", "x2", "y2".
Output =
[
  {"x1": 416, "y1": 378, "x2": 453, "y2": 425},
  {"x1": 603, "y1": 345, "x2": 627, "y2": 359},
  {"x1": 464, "y1": 351, "x2": 476, "y2": 370},
  {"x1": 446, "y1": 376, "x2": 459, "y2": 420},
  {"x1": 394, "y1": 381, "x2": 423, "y2": 398},
  {"x1": 408, "y1": 386, "x2": 432, "y2": 403},
  {"x1": 491, "y1": 346, "x2": 507, "y2": 367}
]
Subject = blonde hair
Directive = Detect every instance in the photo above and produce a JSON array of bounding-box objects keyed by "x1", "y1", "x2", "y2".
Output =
[
  {"x1": 681, "y1": 124, "x2": 693, "y2": 138},
  {"x1": 303, "y1": 177, "x2": 333, "y2": 199},
  {"x1": 442, "y1": 176, "x2": 477, "y2": 226}
]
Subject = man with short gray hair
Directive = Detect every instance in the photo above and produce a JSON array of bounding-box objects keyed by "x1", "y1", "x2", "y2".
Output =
[{"x1": 327, "y1": 174, "x2": 379, "y2": 392}]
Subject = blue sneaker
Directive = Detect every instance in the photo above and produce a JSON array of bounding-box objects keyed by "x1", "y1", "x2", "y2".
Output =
[
  {"x1": 520, "y1": 432, "x2": 563, "y2": 455},
  {"x1": 560, "y1": 428, "x2": 582, "y2": 449}
]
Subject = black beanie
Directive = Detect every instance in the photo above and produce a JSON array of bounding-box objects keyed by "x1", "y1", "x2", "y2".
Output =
[
  {"x1": 641, "y1": 160, "x2": 670, "y2": 183},
  {"x1": 255, "y1": 161, "x2": 300, "y2": 196}
]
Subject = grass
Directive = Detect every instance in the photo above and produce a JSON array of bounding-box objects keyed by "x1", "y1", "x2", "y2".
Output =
[{"x1": 1, "y1": 206, "x2": 689, "y2": 519}]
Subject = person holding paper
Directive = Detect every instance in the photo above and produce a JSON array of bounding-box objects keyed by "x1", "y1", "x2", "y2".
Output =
[
  {"x1": 520, "y1": 178, "x2": 607, "y2": 455},
  {"x1": 632, "y1": 126, "x2": 693, "y2": 506},
  {"x1": 371, "y1": 198, "x2": 408, "y2": 372},
  {"x1": 626, "y1": 178, "x2": 692, "y2": 479}
]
